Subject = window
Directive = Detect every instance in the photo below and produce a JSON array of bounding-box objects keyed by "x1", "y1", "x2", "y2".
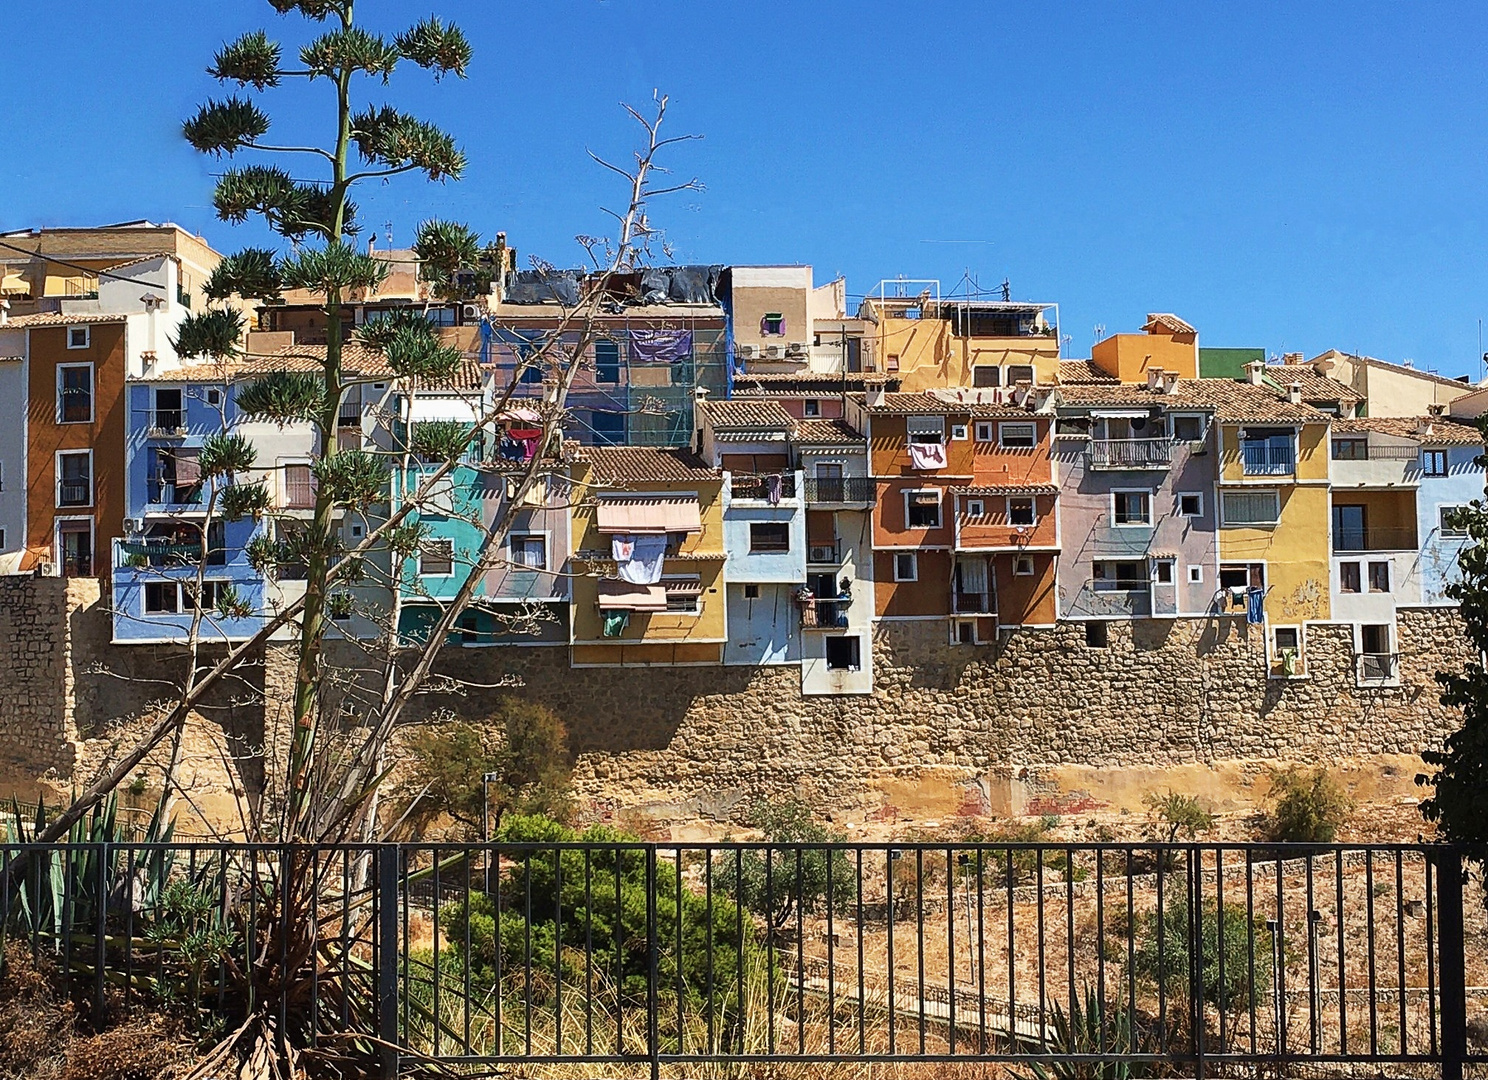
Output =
[
  {"x1": 905, "y1": 489, "x2": 942, "y2": 528},
  {"x1": 1273, "y1": 626, "x2": 1299, "y2": 653},
  {"x1": 1332, "y1": 438, "x2": 1368, "y2": 460},
  {"x1": 1361, "y1": 623, "x2": 1391, "y2": 655},
  {"x1": 803, "y1": 399, "x2": 821, "y2": 418},
  {"x1": 974, "y1": 422, "x2": 995, "y2": 442},
  {"x1": 1172, "y1": 415, "x2": 1204, "y2": 442},
  {"x1": 591, "y1": 410, "x2": 626, "y2": 446},
  {"x1": 973, "y1": 365, "x2": 1000, "y2": 388},
  {"x1": 1187, "y1": 565, "x2": 1204, "y2": 584},
  {"x1": 886, "y1": 353, "x2": 900, "y2": 372},
  {"x1": 1240, "y1": 430, "x2": 1295, "y2": 475},
  {"x1": 1422, "y1": 449, "x2": 1448, "y2": 477},
  {"x1": 58, "y1": 365, "x2": 93, "y2": 423},
  {"x1": 893, "y1": 552, "x2": 918, "y2": 581},
  {"x1": 153, "y1": 387, "x2": 183, "y2": 431},
  {"x1": 1178, "y1": 493, "x2": 1203, "y2": 517},
  {"x1": 1154, "y1": 560, "x2": 1174, "y2": 584},
  {"x1": 761, "y1": 312, "x2": 786, "y2": 336},
  {"x1": 419, "y1": 539, "x2": 455, "y2": 576},
  {"x1": 57, "y1": 451, "x2": 91, "y2": 507},
  {"x1": 1220, "y1": 490, "x2": 1280, "y2": 526},
  {"x1": 283, "y1": 464, "x2": 315, "y2": 509},
  {"x1": 59, "y1": 521, "x2": 92, "y2": 576},
  {"x1": 906, "y1": 415, "x2": 945, "y2": 444},
  {"x1": 1219, "y1": 563, "x2": 1265, "y2": 592},
  {"x1": 825, "y1": 635, "x2": 861, "y2": 671},
  {"x1": 664, "y1": 580, "x2": 702, "y2": 614},
  {"x1": 749, "y1": 522, "x2": 791, "y2": 552},
  {"x1": 743, "y1": 583, "x2": 760, "y2": 599},
  {"x1": 956, "y1": 620, "x2": 977, "y2": 645},
  {"x1": 999, "y1": 422, "x2": 1036, "y2": 448},
  {"x1": 510, "y1": 533, "x2": 547, "y2": 570},
  {"x1": 594, "y1": 340, "x2": 621, "y2": 383},
  {"x1": 66, "y1": 325, "x2": 89, "y2": 349},
  {"x1": 1112, "y1": 490, "x2": 1151, "y2": 526},
  {"x1": 1440, "y1": 505, "x2": 1470, "y2": 537},
  {"x1": 1006, "y1": 364, "x2": 1035, "y2": 386},
  {"x1": 1014, "y1": 556, "x2": 1035, "y2": 576},
  {"x1": 186, "y1": 580, "x2": 231, "y2": 611},
  {"x1": 1340, "y1": 562, "x2": 1361, "y2": 593},
  {"x1": 1273, "y1": 626, "x2": 1301, "y2": 674},
  {"x1": 1008, "y1": 497, "x2": 1036, "y2": 526},
  {"x1": 1368, "y1": 561, "x2": 1390, "y2": 593},
  {"x1": 1085, "y1": 621, "x2": 1109, "y2": 648},
  {"x1": 143, "y1": 582, "x2": 179, "y2": 614},
  {"x1": 951, "y1": 423, "x2": 969, "y2": 441},
  {"x1": 966, "y1": 499, "x2": 985, "y2": 518},
  {"x1": 205, "y1": 388, "x2": 222, "y2": 407},
  {"x1": 1093, "y1": 560, "x2": 1149, "y2": 590},
  {"x1": 0, "y1": 529, "x2": 5, "y2": 550}
]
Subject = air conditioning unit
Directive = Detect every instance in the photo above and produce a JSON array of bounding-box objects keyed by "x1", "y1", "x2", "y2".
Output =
[
  {"x1": 124, "y1": 518, "x2": 145, "y2": 535},
  {"x1": 735, "y1": 343, "x2": 758, "y2": 360},
  {"x1": 785, "y1": 341, "x2": 807, "y2": 357},
  {"x1": 764, "y1": 344, "x2": 783, "y2": 359},
  {"x1": 37, "y1": 561, "x2": 57, "y2": 578},
  {"x1": 809, "y1": 545, "x2": 838, "y2": 563},
  {"x1": 461, "y1": 303, "x2": 483, "y2": 321}
]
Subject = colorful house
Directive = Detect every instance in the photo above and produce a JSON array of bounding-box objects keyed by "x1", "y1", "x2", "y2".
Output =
[
  {"x1": 568, "y1": 446, "x2": 728, "y2": 666},
  {"x1": 1089, "y1": 314, "x2": 1199, "y2": 383}
]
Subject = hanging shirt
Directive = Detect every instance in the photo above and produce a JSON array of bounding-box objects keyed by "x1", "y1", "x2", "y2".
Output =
[
  {"x1": 618, "y1": 533, "x2": 668, "y2": 585},
  {"x1": 908, "y1": 442, "x2": 947, "y2": 470},
  {"x1": 1246, "y1": 587, "x2": 1265, "y2": 625}
]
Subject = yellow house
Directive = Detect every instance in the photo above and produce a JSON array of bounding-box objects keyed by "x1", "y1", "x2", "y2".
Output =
[
  {"x1": 1196, "y1": 375, "x2": 1333, "y2": 667},
  {"x1": 859, "y1": 294, "x2": 1060, "y2": 391},
  {"x1": 0, "y1": 222, "x2": 222, "y2": 313},
  {"x1": 1305, "y1": 350, "x2": 1476, "y2": 418},
  {"x1": 568, "y1": 445, "x2": 728, "y2": 666},
  {"x1": 1089, "y1": 314, "x2": 1199, "y2": 382}
]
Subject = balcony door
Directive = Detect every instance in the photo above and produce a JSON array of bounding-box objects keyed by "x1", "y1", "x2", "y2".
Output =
[
  {"x1": 1333, "y1": 504, "x2": 1365, "y2": 551},
  {"x1": 56, "y1": 519, "x2": 93, "y2": 577}
]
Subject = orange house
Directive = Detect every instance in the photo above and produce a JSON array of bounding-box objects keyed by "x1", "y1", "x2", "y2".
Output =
[
  {"x1": 1090, "y1": 313, "x2": 1199, "y2": 383},
  {"x1": 21, "y1": 314, "x2": 129, "y2": 576},
  {"x1": 859, "y1": 391, "x2": 1059, "y2": 637}
]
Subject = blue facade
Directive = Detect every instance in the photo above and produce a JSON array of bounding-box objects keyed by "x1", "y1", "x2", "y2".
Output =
[
  {"x1": 394, "y1": 460, "x2": 491, "y2": 643},
  {"x1": 1416, "y1": 444, "x2": 1484, "y2": 605},
  {"x1": 112, "y1": 380, "x2": 270, "y2": 644}
]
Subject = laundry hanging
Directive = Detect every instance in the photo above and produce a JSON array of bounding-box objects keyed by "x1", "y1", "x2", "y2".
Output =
[
  {"x1": 1246, "y1": 587, "x2": 1265, "y2": 625},
  {"x1": 617, "y1": 533, "x2": 668, "y2": 585},
  {"x1": 908, "y1": 442, "x2": 947, "y2": 470},
  {"x1": 602, "y1": 611, "x2": 630, "y2": 637},
  {"x1": 766, "y1": 474, "x2": 783, "y2": 506}
]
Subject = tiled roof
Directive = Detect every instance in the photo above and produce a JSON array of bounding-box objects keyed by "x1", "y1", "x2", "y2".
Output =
[
  {"x1": 1266, "y1": 365, "x2": 1362, "y2": 404},
  {"x1": 0, "y1": 311, "x2": 127, "y2": 329},
  {"x1": 700, "y1": 399, "x2": 794, "y2": 429},
  {"x1": 576, "y1": 445, "x2": 720, "y2": 482},
  {"x1": 1332, "y1": 416, "x2": 1484, "y2": 446},
  {"x1": 861, "y1": 391, "x2": 1032, "y2": 418},
  {"x1": 950, "y1": 483, "x2": 1060, "y2": 496},
  {"x1": 1057, "y1": 360, "x2": 1118, "y2": 385},
  {"x1": 1314, "y1": 350, "x2": 1478, "y2": 390},
  {"x1": 793, "y1": 418, "x2": 864, "y2": 444},
  {"x1": 138, "y1": 344, "x2": 483, "y2": 390},
  {"x1": 1143, "y1": 312, "x2": 1197, "y2": 334},
  {"x1": 732, "y1": 371, "x2": 895, "y2": 390},
  {"x1": 1058, "y1": 378, "x2": 1330, "y2": 423}
]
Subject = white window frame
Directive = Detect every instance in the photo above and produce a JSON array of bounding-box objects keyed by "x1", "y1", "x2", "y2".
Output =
[
  {"x1": 1007, "y1": 496, "x2": 1037, "y2": 526},
  {"x1": 56, "y1": 362, "x2": 94, "y2": 424},
  {"x1": 1171, "y1": 413, "x2": 1207, "y2": 442},
  {"x1": 950, "y1": 423, "x2": 969, "y2": 441},
  {"x1": 508, "y1": 531, "x2": 549, "y2": 571},
  {"x1": 1153, "y1": 559, "x2": 1176, "y2": 585},
  {"x1": 903, "y1": 488, "x2": 943, "y2": 529},
  {"x1": 1111, "y1": 488, "x2": 1152, "y2": 527},
  {"x1": 802, "y1": 399, "x2": 821, "y2": 418},
  {"x1": 1440, "y1": 503, "x2": 1470, "y2": 538},
  {"x1": 906, "y1": 415, "x2": 946, "y2": 445},
  {"x1": 1177, "y1": 491, "x2": 1203, "y2": 518},
  {"x1": 824, "y1": 634, "x2": 862, "y2": 671},
  {"x1": 66, "y1": 325, "x2": 90, "y2": 350},
  {"x1": 953, "y1": 619, "x2": 979, "y2": 646},
  {"x1": 1013, "y1": 555, "x2": 1035, "y2": 576},
  {"x1": 974, "y1": 421, "x2": 996, "y2": 442},
  {"x1": 965, "y1": 498, "x2": 985, "y2": 518},
  {"x1": 53, "y1": 515, "x2": 94, "y2": 575},
  {"x1": 893, "y1": 551, "x2": 919, "y2": 582},
  {"x1": 1220, "y1": 489, "x2": 1281, "y2": 527},
  {"x1": 999, "y1": 422, "x2": 1036, "y2": 448},
  {"x1": 1271, "y1": 624, "x2": 1303, "y2": 672},
  {"x1": 663, "y1": 576, "x2": 702, "y2": 615},
  {"x1": 1187, "y1": 565, "x2": 1204, "y2": 584},
  {"x1": 55, "y1": 449, "x2": 93, "y2": 508},
  {"x1": 418, "y1": 538, "x2": 456, "y2": 577}
]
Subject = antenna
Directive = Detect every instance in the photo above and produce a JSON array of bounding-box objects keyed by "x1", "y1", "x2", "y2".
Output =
[
  {"x1": 383, "y1": 220, "x2": 394, "y2": 248},
  {"x1": 1093, "y1": 323, "x2": 1105, "y2": 347},
  {"x1": 1000, "y1": 278, "x2": 1011, "y2": 302}
]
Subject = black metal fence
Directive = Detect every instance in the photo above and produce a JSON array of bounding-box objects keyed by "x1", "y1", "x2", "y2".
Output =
[{"x1": 0, "y1": 841, "x2": 1479, "y2": 1078}]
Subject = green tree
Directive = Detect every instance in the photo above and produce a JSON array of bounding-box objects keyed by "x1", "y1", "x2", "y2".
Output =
[
  {"x1": 1131, "y1": 898, "x2": 1273, "y2": 1017},
  {"x1": 714, "y1": 799, "x2": 856, "y2": 931},
  {"x1": 1264, "y1": 766, "x2": 1351, "y2": 844},
  {"x1": 1144, "y1": 791, "x2": 1217, "y2": 844}
]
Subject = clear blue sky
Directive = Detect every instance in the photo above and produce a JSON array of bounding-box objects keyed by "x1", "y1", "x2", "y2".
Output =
[{"x1": 3, "y1": 1, "x2": 1486, "y2": 377}]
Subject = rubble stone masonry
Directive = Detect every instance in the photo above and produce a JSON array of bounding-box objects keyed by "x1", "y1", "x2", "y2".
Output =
[{"x1": 0, "y1": 574, "x2": 1469, "y2": 827}]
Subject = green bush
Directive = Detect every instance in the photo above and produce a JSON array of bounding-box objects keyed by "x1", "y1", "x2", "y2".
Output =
[
  {"x1": 1143, "y1": 791, "x2": 1216, "y2": 843},
  {"x1": 713, "y1": 799, "x2": 856, "y2": 930},
  {"x1": 1264, "y1": 767, "x2": 1352, "y2": 843},
  {"x1": 1131, "y1": 898, "x2": 1273, "y2": 1015}
]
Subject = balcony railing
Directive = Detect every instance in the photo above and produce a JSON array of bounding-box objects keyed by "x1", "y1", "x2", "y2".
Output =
[
  {"x1": 147, "y1": 411, "x2": 186, "y2": 435},
  {"x1": 338, "y1": 404, "x2": 362, "y2": 428},
  {"x1": 1240, "y1": 443, "x2": 1295, "y2": 475},
  {"x1": 799, "y1": 597, "x2": 850, "y2": 629},
  {"x1": 1333, "y1": 527, "x2": 1418, "y2": 552},
  {"x1": 1331, "y1": 442, "x2": 1421, "y2": 461},
  {"x1": 730, "y1": 474, "x2": 796, "y2": 501},
  {"x1": 952, "y1": 591, "x2": 995, "y2": 615},
  {"x1": 118, "y1": 541, "x2": 201, "y2": 568},
  {"x1": 804, "y1": 476, "x2": 874, "y2": 504},
  {"x1": 147, "y1": 478, "x2": 203, "y2": 506},
  {"x1": 1356, "y1": 652, "x2": 1398, "y2": 684},
  {"x1": 1088, "y1": 438, "x2": 1173, "y2": 470},
  {"x1": 58, "y1": 482, "x2": 91, "y2": 507}
]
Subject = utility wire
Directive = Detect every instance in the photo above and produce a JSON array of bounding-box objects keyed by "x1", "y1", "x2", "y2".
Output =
[{"x1": 0, "y1": 238, "x2": 180, "y2": 290}]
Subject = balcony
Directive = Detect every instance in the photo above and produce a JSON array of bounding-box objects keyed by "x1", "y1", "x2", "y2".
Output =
[
  {"x1": 1240, "y1": 443, "x2": 1295, "y2": 476},
  {"x1": 804, "y1": 476, "x2": 874, "y2": 505},
  {"x1": 799, "y1": 597, "x2": 851, "y2": 629},
  {"x1": 148, "y1": 478, "x2": 203, "y2": 507},
  {"x1": 730, "y1": 473, "x2": 797, "y2": 501},
  {"x1": 147, "y1": 410, "x2": 187, "y2": 437},
  {"x1": 952, "y1": 590, "x2": 995, "y2": 615},
  {"x1": 1089, "y1": 438, "x2": 1173, "y2": 470},
  {"x1": 118, "y1": 540, "x2": 201, "y2": 568},
  {"x1": 1333, "y1": 527, "x2": 1418, "y2": 553},
  {"x1": 1356, "y1": 652, "x2": 1399, "y2": 685},
  {"x1": 58, "y1": 482, "x2": 92, "y2": 507}
]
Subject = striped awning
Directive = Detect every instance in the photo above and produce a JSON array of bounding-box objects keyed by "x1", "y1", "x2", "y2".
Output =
[
  {"x1": 596, "y1": 494, "x2": 701, "y2": 534},
  {"x1": 597, "y1": 580, "x2": 668, "y2": 611}
]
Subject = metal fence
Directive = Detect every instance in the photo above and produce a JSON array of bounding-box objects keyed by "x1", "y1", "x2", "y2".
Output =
[{"x1": 0, "y1": 841, "x2": 1478, "y2": 1078}]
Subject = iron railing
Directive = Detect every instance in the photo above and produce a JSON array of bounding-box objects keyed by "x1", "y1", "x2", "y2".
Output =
[
  {"x1": 0, "y1": 841, "x2": 1477, "y2": 1078},
  {"x1": 58, "y1": 481, "x2": 91, "y2": 506},
  {"x1": 147, "y1": 409, "x2": 186, "y2": 434},
  {"x1": 1240, "y1": 444, "x2": 1296, "y2": 475},
  {"x1": 1334, "y1": 528, "x2": 1419, "y2": 553},
  {"x1": 805, "y1": 476, "x2": 875, "y2": 504},
  {"x1": 799, "y1": 597, "x2": 850, "y2": 628},
  {"x1": 1331, "y1": 442, "x2": 1422, "y2": 462},
  {"x1": 1089, "y1": 438, "x2": 1173, "y2": 470},
  {"x1": 1357, "y1": 652, "x2": 1400, "y2": 684},
  {"x1": 730, "y1": 474, "x2": 797, "y2": 501}
]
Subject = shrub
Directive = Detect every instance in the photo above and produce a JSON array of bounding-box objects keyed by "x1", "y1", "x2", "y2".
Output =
[
  {"x1": 714, "y1": 798, "x2": 856, "y2": 930},
  {"x1": 1143, "y1": 791, "x2": 1216, "y2": 844},
  {"x1": 1131, "y1": 898, "x2": 1273, "y2": 1015},
  {"x1": 1264, "y1": 766, "x2": 1352, "y2": 844}
]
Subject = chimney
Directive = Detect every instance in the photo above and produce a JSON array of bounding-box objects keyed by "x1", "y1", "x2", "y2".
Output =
[
  {"x1": 1427, "y1": 403, "x2": 1446, "y2": 417},
  {"x1": 1244, "y1": 360, "x2": 1266, "y2": 386},
  {"x1": 1162, "y1": 370, "x2": 1180, "y2": 394},
  {"x1": 1146, "y1": 366, "x2": 1166, "y2": 391},
  {"x1": 1282, "y1": 352, "x2": 1304, "y2": 366},
  {"x1": 865, "y1": 385, "x2": 886, "y2": 408},
  {"x1": 1287, "y1": 382, "x2": 1303, "y2": 405}
]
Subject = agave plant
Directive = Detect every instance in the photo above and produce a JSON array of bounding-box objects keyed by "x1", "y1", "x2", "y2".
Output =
[{"x1": 1019, "y1": 984, "x2": 1157, "y2": 1080}]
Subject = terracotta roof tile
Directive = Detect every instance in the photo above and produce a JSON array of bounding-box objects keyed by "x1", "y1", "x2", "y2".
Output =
[
  {"x1": 949, "y1": 483, "x2": 1060, "y2": 496},
  {"x1": 792, "y1": 418, "x2": 864, "y2": 444},
  {"x1": 1266, "y1": 365, "x2": 1363, "y2": 404},
  {"x1": 862, "y1": 391, "x2": 1033, "y2": 418},
  {"x1": 138, "y1": 343, "x2": 484, "y2": 390},
  {"x1": 1, "y1": 311, "x2": 127, "y2": 329},
  {"x1": 1332, "y1": 416, "x2": 1484, "y2": 446},
  {"x1": 1058, "y1": 378, "x2": 1330, "y2": 423},
  {"x1": 700, "y1": 399, "x2": 794, "y2": 429},
  {"x1": 576, "y1": 445, "x2": 720, "y2": 482},
  {"x1": 1143, "y1": 312, "x2": 1197, "y2": 334},
  {"x1": 1057, "y1": 359, "x2": 1118, "y2": 384}
]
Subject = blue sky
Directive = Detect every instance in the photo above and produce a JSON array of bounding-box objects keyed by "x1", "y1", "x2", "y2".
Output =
[{"x1": 3, "y1": 1, "x2": 1486, "y2": 377}]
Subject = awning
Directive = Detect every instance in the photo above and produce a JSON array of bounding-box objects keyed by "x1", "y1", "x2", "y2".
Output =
[
  {"x1": 498, "y1": 406, "x2": 541, "y2": 423},
  {"x1": 596, "y1": 494, "x2": 701, "y2": 534},
  {"x1": 909, "y1": 491, "x2": 941, "y2": 506},
  {"x1": 408, "y1": 397, "x2": 484, "y2": 424},
  {"x1": 1090, "y1": 409, "x2": 1151, "y2": 419},
  {"x1": 597, "y1": 579, "x2": 668, "y2": 611},
  {"x1": 806, "y1": 510, "x2": 836, "y2": 547},
  {"x1": 662, "y1": 579, "x2": 704, "y2": 598},
  {"x1": 174, "y1": 447, "x2": 201, "y2": 485}
]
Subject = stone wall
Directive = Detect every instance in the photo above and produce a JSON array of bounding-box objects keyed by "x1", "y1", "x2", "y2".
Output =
[{"x1": 0, "y1": 573, "x2": 1469, "y2": 829}]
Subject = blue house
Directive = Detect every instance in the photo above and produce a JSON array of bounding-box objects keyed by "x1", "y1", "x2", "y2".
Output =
[
  {"x1": 1410, "y1": 418, "x2": 1485, "y2": 605},
  {"x1": 112, "y1": 371, "x2": 272, "y2": 644}
]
